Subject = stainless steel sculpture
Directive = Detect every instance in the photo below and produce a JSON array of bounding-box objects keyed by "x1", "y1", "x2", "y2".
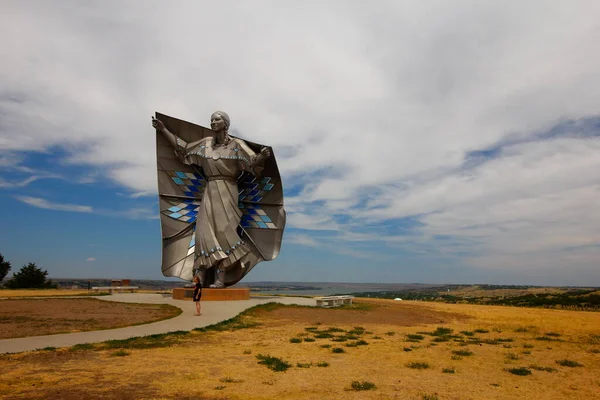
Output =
[{"x1": 152, "y1": 112, "x2": 285, "y2": 288}]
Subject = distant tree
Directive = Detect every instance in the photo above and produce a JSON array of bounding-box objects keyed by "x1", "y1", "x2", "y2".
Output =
[
  {"x1": 5, "y1": 262, "x2": 56, "y2": 289},
  {"x1": 0, "y1": 253, "x2": 11, "y2": 283}
]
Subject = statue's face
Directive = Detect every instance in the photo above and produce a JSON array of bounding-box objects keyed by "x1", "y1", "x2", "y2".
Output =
[{"x1": 210, "y1": 114, "x2": 226, "y2": 132}]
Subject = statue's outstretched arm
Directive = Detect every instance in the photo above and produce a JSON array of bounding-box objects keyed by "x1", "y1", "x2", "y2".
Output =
[{"x1": 152, "y1": 116, "x2": 188, "y2": 150}]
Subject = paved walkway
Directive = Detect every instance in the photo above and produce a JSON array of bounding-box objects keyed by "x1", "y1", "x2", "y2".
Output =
[{"x1": 0, "y1": 294, "x2": 316, "y2": 354}]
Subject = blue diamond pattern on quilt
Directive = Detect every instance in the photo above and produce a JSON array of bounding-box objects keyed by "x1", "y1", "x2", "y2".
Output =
[
  {"x1": 238, "y1": 203, "x2": 277, "y2": 229},
  {"x1": 161, "y1": 198, "x2": 202, "y2": 223},
  {"x1": 238, "y1": 175, "x2": 276, "y2": 203},
  {"x1": 168, "y1": 171, "x2": 205, "y2": 198}
]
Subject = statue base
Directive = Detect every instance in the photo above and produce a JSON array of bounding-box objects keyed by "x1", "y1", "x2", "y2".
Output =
[{"x1": 172, "y1": 287, "x2": 250, "y2": 301}]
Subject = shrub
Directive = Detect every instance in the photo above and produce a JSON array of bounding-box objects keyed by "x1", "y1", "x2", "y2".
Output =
[
  {"x1": 332, "y1": 347, "x2": 345, "y2": 353},
  {"x1": 460, "y1": 331, "x2": 475, "y2": 336},
  {"x1": 403, "y1": 347, "x2": 413, "y2": 352},
  {"x1": 452, "y1": 350, "x2": 473, "y2": 357},
  {"x1": 506, "y1": 353, "x2": 520, "y2": 360},
  {"x1": 474, "y1": 329, "x2": 489, "y2": 333},
  {"x1": 296, "y1": 362, "x2": 312, "y2": 368},
  {"x1": 316, "y1": 361, "x2": 329, "y2": 367},
  {"x1": 349, "y1": 381, "x2": 376, "y2": 391},
  {"x1": 289, "y1": 338, "x2": 302, "y2": 343},
  {"x1": 111, "y1": 350, "x2": 130, "y2": 357},
  {"x1": 556, "y1": 359, "x2": 583, "y2": 367},
  {"x1": 320, "y1": 344, "x2": 331, "y2": 349},
  {"x1": 451, "y1": 355, "x2": 463, "y2": 360},
  {"x1": 442, "y1": 367, "x2": 455, "y2": 374},
  {"x1": 545, "y1": 332, "x2": 561, "y2": 337},
  {"x1": 406, "y1": 361, "x2": 430, "y2": 369},
  {"x1": 303, "y1": 337, "x2": 315, "y2": 342},
  {"x1": 432, "y1": 327, "x2": 453, "y2": 336},
  {"x1": 386, "y1": 331, "x2": 395, "y2": 336},
  {"x1": 256, "y1": 354, "x2": 291, "y2": 372},
  {"x1": 422, "y1": 394, "x2": 439, "y2": 400},
  {"x1": 523, "y1": 343, "x2": 534, "y2": 349},
  {"x1": 529, "y1": 365, "x2": 557, "y2": 372},
  {"x1": 356, "y1": 340, "x2": 368, "y2": 346},
  {"x1": 506, "y1": 367, "x2": 531, "y2": 376},
  {"x1": 407, "y1": 334, "x2": 425, "y2": 341},
  {"x1": 220, "y1": 377, "x2": 243, "y2": 383}
]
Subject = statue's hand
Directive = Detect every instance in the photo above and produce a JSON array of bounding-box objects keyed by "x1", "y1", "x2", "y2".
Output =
[
  {"x1": 260, "y1": 147, "x2": 272, "y2": 159},
  {"x1": 151, "y1": 117, "x2": 165, "y2": 131}
]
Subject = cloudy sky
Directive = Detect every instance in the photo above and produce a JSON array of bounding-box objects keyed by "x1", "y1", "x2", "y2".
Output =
[{"x1": 1, "y1": 0, "x2": 599, "y2": 285}]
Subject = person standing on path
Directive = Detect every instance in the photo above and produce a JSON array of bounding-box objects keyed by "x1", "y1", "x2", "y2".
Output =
[{"x1": 192, "y1": 276, "x2": 202, "y2": 315}]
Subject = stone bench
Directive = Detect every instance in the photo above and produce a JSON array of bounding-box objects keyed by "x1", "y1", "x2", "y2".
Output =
[
  {"x1": 90, "y1": 286, "x2": 139, "y2": 293},
  {"x1": 315, "y1": 295, "x2": 354, "y2": 308}
]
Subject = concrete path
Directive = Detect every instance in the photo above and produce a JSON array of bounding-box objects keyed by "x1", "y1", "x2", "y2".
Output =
[{"x1": 0, "y1": 294, "x2": 316, "y2": 354}]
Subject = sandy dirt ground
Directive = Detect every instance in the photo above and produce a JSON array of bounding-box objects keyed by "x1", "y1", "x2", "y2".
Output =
[
  {"x1": 0, "y1": 299, "x2": 599, "y2": 400},
  {"x1": 0, "y1": 298, "x2": 181, "y2": 339}
]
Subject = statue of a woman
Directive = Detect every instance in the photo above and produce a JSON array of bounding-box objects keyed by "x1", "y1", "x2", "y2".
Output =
[{"x1": 152, "y1": 111, "x2": 284, "y2": 287}]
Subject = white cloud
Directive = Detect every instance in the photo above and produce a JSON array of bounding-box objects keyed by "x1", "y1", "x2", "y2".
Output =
[
  {"x1": 1, "y1": 1, "x2": 600, "y2": 281},
  {"x1": 16, "y1": 196, "x2": 93, "y2": 213},
  {"x1": 86, "y1": 257, "x2": 96, "y2": 262}
]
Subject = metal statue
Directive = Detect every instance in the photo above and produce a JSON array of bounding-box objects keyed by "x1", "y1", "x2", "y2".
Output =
[{"x1": 152, "y1": 111, "x2": 285, "y2": 288}]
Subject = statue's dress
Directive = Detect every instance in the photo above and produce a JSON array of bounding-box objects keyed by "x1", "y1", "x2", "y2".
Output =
[{"x1": 175, "y1": 136, "x2": 257, "y2": 270}]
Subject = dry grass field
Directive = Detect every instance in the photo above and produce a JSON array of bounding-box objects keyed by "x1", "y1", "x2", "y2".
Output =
[
  {"x1": 0, "y1": 298, "x2": 181, "y2": 339},
  {"x1": 0, "y1": 299, "x2": 599, "y2": 400}
]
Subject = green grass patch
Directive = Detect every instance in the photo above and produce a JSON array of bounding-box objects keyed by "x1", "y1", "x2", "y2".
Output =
[
  {"x1": 314, "y1": 333, "x2": 334, "y2": 339},
  {"x1": 506, "y1": 367, "x2": 531, "y2": 376},
  {"x1": 41, "y1": 347, "x2": 56, "y2": 351},
  {"x1": 529, "y1": 365, "x2": 557, "y2": 372},
  {"x1": 432, "y1": 327, "x2": 453, "y2": 336},
  {"x1": 460, "y1": 331, "x2": 475, "y2": 336},
  {"x1": 256, "y1": 354, "x2": 291, "y2": 372},
  {"x1": 349, "y1": 381, "x2": 376, "y2": 391},
  {"x1": 101, "y1": 331, "x2": 189, "y2": 350},
  {"x1": 70, "y1": 343, "x2": 94, "y2": 351},
  {"x1": 347, "y1": 326, "x2": 366, "y2": 335},
  {"x1": 110, "y1": 349, "x2": 130, "y2": 357},
  {"x1": 407, "y1": 334, "x2": 425, "y2": 341},
  {"x1": 452, "y1": 350, "x2": 473, "y2": 357},
  {"x1": 406, "y1": 361, "x2": 430, "y2": 369},
  {"x1": 325, "y1": 327, "x2": 345, "y2": 333},
  {"x1": 556, "y1": 359, "x2": 583, "y2": 367},
  {"x1": 535, "y1": 336, "x2": 562, "y2": 342}
]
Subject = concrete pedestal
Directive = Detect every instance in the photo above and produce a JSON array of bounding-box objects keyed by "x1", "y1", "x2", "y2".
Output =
[{"x1": 172, "y1": 287, "x2": 250, "y2": 301}]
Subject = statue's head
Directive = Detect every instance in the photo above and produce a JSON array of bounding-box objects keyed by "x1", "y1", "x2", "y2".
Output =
[{"x1": 211, "y1": 111, "x2": 230, "y2": 133}]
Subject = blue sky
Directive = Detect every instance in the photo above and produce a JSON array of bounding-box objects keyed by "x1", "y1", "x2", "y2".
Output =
[{"x1": 1, "y1": 1, "x2": 599, "y2": 286}]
